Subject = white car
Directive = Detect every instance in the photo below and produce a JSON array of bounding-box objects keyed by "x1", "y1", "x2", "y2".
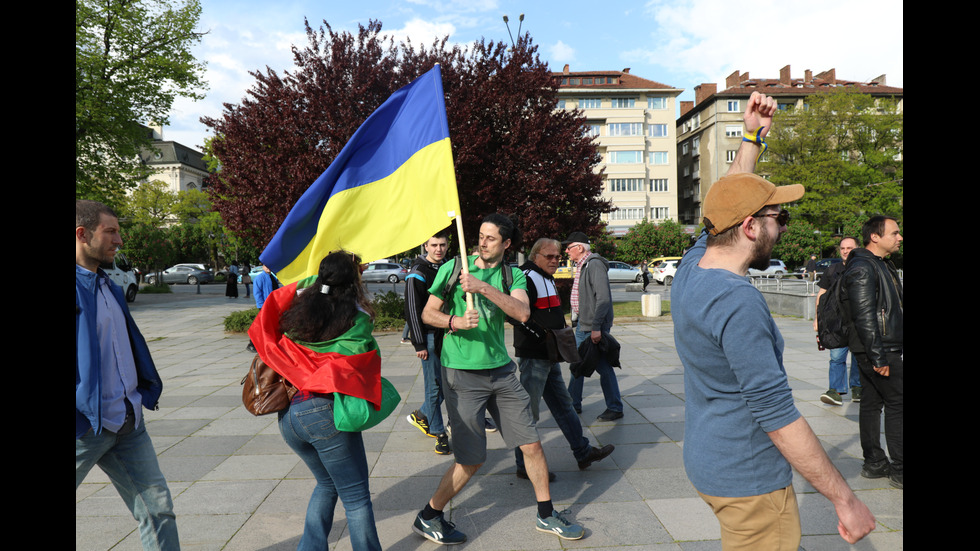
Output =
[
  {"x1": 748, "y1": 259, "x2": 788, "y2": 278},
  {"x1": 652, "y1": 259, "x2": 680, "y2": 285},
  {"x1": 104, "y1": 251, "x2": 140, "y2": 302}
]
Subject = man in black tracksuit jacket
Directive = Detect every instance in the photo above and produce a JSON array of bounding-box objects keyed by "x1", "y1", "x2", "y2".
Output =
[{"x1": 512, "y1": 238, "x2": 613, "y2": 477}]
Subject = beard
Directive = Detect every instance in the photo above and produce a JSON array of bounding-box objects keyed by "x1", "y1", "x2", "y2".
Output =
[{"x1": 748, "y1": 222, "x2": 777, "y2": 271}]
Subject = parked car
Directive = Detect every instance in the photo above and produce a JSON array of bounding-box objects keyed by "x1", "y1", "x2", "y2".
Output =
[
  {"x1": 146, "y1": 264, "x2": 214, "y2": 285},
  {"x1": 748, "y1": 259, "x2": 788, "y2": 278},
  {"x1": 652, "y1": 259, "x2": 681, "y2": 285},
  {"x1": 103, "y1": 251, "x2": 140, "y2": 302},
  {"x1": 361, "y1": 262, "x2": 408, "y2": 283},
  {"x1": 795, "y1": 258, "x2": 842, "y2": 279},
  {"x1": 607, "y1": 261, "x2": 644, "y2": 283}
]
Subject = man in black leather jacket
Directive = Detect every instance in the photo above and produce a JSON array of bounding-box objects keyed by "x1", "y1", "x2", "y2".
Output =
[{"x1": 844, "y1": 215, "x2": 903, "y2": 489}]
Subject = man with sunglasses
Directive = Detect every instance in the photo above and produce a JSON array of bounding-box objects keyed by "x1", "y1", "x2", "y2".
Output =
[
  {"x1": 671, "y1": 92, "x2": 875, "y2": 549},
  {"x1": 512, "y1": 238, "x2": 615, "y2": 479}
]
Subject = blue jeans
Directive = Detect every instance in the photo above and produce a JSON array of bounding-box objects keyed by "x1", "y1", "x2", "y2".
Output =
[
  {"x1": 515, "y1": 357, "x2": 591, "y2": 468},
  {"x1": 568, "y1": 326, "x2": 623, "y2": 413},
  {"x1": 418, "y1": 332, "x2": 445, "y2": 434},
  {"x1": 828, "y1": 347, "x2": 861, "y2": 393},
  {"x1": 278, "y1": 396, "x2": 381, "y2": 551},
  {"x1": 76, "y1": 418, "x2": 180, "y2": 551}
]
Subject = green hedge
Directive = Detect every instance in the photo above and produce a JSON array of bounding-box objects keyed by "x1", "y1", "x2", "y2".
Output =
[{"x1": 223, "y1": 292, "x2": 406, "y2": 334}]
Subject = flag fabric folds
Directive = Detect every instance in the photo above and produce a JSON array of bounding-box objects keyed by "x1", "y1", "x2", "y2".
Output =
[
  {"x1": 247, "y1": 276, "x2": 383, "y2": 408},
  {"x1": 260, "y1": 64, "x2": 460, "y2": 285}
]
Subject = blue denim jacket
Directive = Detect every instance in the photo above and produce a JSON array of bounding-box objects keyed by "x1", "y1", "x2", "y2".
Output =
[{"x1": 76, "y1": 266, "x2": 162, "y2": 438}]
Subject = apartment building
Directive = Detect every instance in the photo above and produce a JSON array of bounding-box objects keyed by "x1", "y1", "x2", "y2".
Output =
[
  {"x1": 553, "y1": 66, "x2": 683, "y2": 236},
  {"x1": 675, "y1": 65, "x2": 903, "y2": 226}
]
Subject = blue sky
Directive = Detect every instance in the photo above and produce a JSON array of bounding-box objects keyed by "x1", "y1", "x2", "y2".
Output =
[{"x1": 167, "y1": 0, "x2": 903, "y2": 151}]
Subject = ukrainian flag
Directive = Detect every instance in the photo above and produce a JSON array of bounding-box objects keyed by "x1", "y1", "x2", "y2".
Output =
[{"x1": 259, "y1": 65, "x2": 460, "y2": 285}]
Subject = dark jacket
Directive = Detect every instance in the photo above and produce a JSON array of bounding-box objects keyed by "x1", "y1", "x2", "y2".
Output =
[
  {"x1": 513, "y1": 261, "x2": 566, "y2": 360},
  {"x1": 404, "y1": 255, "x2": 444, "y2": 354},
  {"x1": 569, "y1": 331, "x2": 621, "y2": 379},
  {"x1": 843, "y1": 248, "x2": 903, "y2": 367}
]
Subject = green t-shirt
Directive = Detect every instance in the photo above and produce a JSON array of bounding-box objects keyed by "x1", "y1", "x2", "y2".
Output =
[{"x1": 428, "y1": 255, "x2": 527, "y2": 370}]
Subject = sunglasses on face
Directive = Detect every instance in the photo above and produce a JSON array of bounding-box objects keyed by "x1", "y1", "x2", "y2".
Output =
[{"x1": 753, "y1": 209, "x2": 790, "y2": 226}]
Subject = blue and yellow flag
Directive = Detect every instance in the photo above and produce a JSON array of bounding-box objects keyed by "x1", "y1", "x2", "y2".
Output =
[{"x1": 259, "y1": 65, "x2": 460, "y2": 285}]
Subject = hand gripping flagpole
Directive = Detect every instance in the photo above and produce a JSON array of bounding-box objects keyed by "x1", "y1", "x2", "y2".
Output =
[{"x1": 450, "y1": 211, "x2": 475, "y2": 311}]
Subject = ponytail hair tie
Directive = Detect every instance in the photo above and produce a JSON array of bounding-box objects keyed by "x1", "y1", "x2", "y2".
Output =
[{"x1": 320, "y1": 285, "x2": 330, "y2": 295}]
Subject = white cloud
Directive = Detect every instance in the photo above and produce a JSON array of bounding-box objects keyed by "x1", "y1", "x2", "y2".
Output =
[
  {"x1": 630, "y1": 0, "x2": 903, "y2": 88},
  {"x1": 548, "y1": 40, "x2": 576, "y2": 64}
]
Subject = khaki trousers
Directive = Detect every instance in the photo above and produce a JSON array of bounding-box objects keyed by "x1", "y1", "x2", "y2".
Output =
[{"x1": 698, "y1": 485, "x2": 802, "y2": 551}]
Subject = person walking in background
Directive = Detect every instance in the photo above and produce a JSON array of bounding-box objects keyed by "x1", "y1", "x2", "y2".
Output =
[{"x1": 815, "y1": 237, "x2": 861, "y2": 406}]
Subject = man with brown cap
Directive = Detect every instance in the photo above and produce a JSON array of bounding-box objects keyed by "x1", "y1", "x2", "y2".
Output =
[{"x1": 671, "y1": 92, "x2": 876, "y2": 549}]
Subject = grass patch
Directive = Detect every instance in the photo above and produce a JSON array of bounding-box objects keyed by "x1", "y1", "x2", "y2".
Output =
[{"x1": 613, "y1": 299, "x2": 670, "y2": 318}]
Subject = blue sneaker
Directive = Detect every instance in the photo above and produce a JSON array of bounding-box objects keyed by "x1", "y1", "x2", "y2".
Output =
[
  {"x1": 413, "y1": 511, "x2": 467, "y2": 545},
  {"x1": 536, "y1": 509, "x2": 584, "y2": 540}
]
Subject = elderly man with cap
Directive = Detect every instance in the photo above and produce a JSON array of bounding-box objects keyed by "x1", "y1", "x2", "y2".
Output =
[
  {"x1": 562, "y1": 230, "x2": 622, "y2": 421},
  {"x1": 671, "y1": 91, "x2": 876, "y2": 549}
]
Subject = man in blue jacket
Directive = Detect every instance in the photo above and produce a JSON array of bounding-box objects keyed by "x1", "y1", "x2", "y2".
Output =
[{"x1": 76, "y1": 200, "x2": 179, "y2": 550}]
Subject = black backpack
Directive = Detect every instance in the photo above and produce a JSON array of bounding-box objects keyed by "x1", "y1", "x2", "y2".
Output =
[{"x1": 816, "y1": 274, "x2": 851, "y2": 349}]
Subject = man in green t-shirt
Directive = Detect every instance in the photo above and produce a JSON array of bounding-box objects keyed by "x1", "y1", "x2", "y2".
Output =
[{"x1": 410, "y1": 214, "x2": 586, "y2": 545}]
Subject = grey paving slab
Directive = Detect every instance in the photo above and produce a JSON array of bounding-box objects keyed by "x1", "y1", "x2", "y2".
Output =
[{"x1": 76, "y1": 294, "x2": 903, "y2": 550}]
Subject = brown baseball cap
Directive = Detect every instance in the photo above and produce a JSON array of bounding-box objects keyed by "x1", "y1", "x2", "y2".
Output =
[{"x1": 702, "y1": 173, "x2": 804, "y2": 235}]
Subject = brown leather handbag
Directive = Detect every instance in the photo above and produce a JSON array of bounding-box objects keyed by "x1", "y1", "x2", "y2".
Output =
[{"x1": 241, "y1": 354, "x2": 297, "y2": 415}]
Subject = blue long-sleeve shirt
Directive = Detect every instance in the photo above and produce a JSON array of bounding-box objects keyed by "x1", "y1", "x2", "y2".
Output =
[{"x1": 671, "y1": 234, "x2": 800, "y2": 497}]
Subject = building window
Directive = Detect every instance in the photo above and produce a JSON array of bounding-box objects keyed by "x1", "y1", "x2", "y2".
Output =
[
  {"x1": 681, "y1": 142, "x2": 689, "y2": 155},
  {"x1": 651, "y1": 178, "x2": 668, "y2": 192},
  {"x1": 608, "y1": 122, "x2": 643, "y2": 136},
  {"x1": 651, "y1": 207, "x2": 670, "y2": 220},
  {"x1": 648, "y1": 124, "x2": 668, "y2": 138},
  {"x1": 727, "y1": 100, "x2": 740, "y2": 112},
  {"x1": 608, "y1": 151, "x2": 644, "y2": 164},
  {"x1": 587, "y1": 124, "x2": 601, "y2": 138},
  {"x1": 557, "y1": 99, "x2": 566, "y2": 109},
  {"x1": 726, "y1": 150, "x2": 737, "y2": 163},
  {"x1": 649, "y1": 151, "x2": 669, "y2": 165},
  {"x1": 610, "y1": 97, "x2": 636, "y2": 108},
  {"x1": 725, "y1": 125, "x2": 743, "y2": 138},
  {"x1": 579, "y1": 98, "x2": 601, "y2": 109},
  {"x1": 610, "y1": 178, "x2": 645, "y2": 192},
  {"x1": 778, "y1": 102, "x2": 795, "y2": 111},
  {"x1": 692, "y1": 136, "x2": 701, "y2": 150},
  {"x1": 647, "y1": 96, "x2": 667, "y2": 110},
  {"x1": 582, "y1": 77, "x2": 593, "y2": 85},
  {"x1": 610, "y1": 207, "x2": 646, "y2": 220}
]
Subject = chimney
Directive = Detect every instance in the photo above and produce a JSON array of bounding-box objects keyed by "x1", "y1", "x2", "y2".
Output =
[
  {"x1": 779, "y1": 65, "x2": 791, "y2": 85},
  {"x1": 804, "y1": 69, "x2": 812, "y2": 82},
  {"x1": 726, "y1": 70, "x2": 741, "y2": 89},
  {"x1": 680, "y1": 101, "x2": 693, "y2": 117},
  {"x1": 694, "y1": 83, "x2": 717, "y2": 106},
  {"x1": 622, "y1": 67, "x2": 630, "y2": 74},
  {"x1": 563, "y1": 64, "x2": 570, "y2": 75},
  {"x1": 870, "y1": 74, "x2": 887, "y2": 85},
  {"x1": 816, "y1": 68, "x2": 836, "y2": 83}
]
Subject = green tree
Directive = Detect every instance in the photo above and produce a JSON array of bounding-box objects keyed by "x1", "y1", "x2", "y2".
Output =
[
  {"x1": 122, "y1": 180, "x2": 178, "y2": 225},
  {"x1": 772, "y1": 218, "x2": 821, "y2": 267},
  {"x1": 121, "y1": 223, "x2": 175, "y2": 281},
  {"x1": 762, "y1": 89, "x2": 903, "y2": 239},
  {"x1": 76, "y1": 0, "x2": 208, "y2": 207},
  {"x1": 617, "y1": 219, "x2": 690, "y2": 264}
]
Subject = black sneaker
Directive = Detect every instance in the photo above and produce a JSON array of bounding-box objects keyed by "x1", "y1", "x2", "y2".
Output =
[
  {"x1": 861, "y1": 460, "x2": 891, "y2": 479},
  {"x1": 577, "y1": 444, "x2": 615, "y2": 470},
  {"x1": 596, "y1": 409, "x2": 623, "y2": 421},
  {"x1": 407, "y1": 410, "x2": 434, "y2": 437},
  {"x1": 435, "y1": 433, "x2": 452, "y2": 455},
  {"x1": 413, "y1": 511, "x2": 466, "y2": 545}
]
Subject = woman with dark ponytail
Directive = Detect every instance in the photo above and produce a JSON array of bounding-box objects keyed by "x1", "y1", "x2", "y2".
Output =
[{"x1": 248, "y1": 251, "x2": 382, "y2": 551}]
